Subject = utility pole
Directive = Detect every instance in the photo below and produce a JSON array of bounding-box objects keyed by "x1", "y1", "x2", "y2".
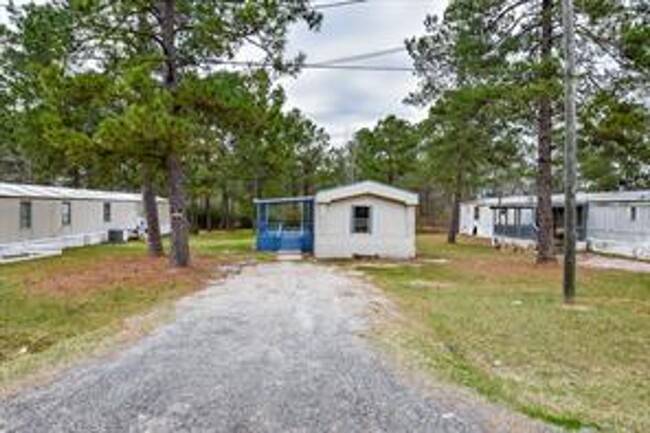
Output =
[{"x1": 562, "y1": 0, "x2": 577, "y2": 303}]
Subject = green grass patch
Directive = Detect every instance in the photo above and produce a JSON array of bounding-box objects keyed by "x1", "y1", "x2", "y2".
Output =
[
  {"x1": 0, "y1": 230, "x2": 262, "y2": 390},
  {"x1": 360, "y1": 234, "x2": 650, "y2": 432}
]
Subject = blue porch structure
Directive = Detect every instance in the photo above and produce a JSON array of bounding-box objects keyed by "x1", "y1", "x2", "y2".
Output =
[{"x1": 254, "y1": 196, "x2": 315, "y2": 253}]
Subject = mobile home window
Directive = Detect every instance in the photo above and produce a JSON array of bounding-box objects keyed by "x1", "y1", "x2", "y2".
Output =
[
  {"x1": 352, "y1": 205, "x2": 371, "y2": 234},
  {"x1": 474, "y1": 206, "x2": 480, "y2": 220},
  {"x1": 103, "y1": 202, "x2": 112, "y2": 222},
  {"x1": 514, "y1": 208, "x2": 522, "y2": 226},
  {"x1": 62, "y1": 201, "x2": 72, "y2": 226},
  {"x1": 630, "y1": 206, "x2": 637, "y2": 222},
  {"x1": 19, "y1": 201, "x2": 32, "y2": 229}
]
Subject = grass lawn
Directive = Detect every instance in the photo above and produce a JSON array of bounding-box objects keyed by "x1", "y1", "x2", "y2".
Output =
[
  {"x1": 356, "y1": 234, "x2": 650, "y2": 432},
  {"x1": 0, "y1": 230, "x2": 264, "y2": 391}
]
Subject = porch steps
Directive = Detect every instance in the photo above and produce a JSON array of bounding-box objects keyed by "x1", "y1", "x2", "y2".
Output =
[{"x1": 276, "y1": 251, "x2": 304, "y2": 261}]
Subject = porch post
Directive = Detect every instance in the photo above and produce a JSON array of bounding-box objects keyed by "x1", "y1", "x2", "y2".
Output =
[{"x1": 300, "y1": 201, "x2": 304, "y2": 234}]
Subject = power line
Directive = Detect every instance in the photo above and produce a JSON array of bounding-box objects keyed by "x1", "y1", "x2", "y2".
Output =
[
  {"x1": 313, "y1": 46, "x2": 405, "y2": 65},
  {"x1": 216, "y1": 59, "x2": 414, "y2": 72},
  {"x1": 0, "y1": 1, "x2": 369, "y2": 10},
  {"x1": 312, "y1": 0, "x2": 367, "y2": 10},
  {"x1": 313, "y1": 0, "x2": 433, "y2": 6}
]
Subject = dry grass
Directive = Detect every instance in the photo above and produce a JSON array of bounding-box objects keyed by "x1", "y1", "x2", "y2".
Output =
[
  {"x1": 22, "y1": 255, "x2": 217, "y2": 298},
  {"x1": 0, "y1": 230, "x2": 263, "y2": 390},
  {"x1": 356, "y1": 234, "x2": 650, "y2": 432}
]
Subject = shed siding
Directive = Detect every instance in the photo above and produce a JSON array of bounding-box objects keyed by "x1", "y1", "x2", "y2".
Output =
[{"x1": 314, "y1": 195, "x2": 416, "y2": 259}]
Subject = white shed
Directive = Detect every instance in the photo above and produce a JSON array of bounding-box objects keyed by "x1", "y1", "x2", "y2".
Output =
[{"x1": 313, "y1": 181, "x2": 418, "y2": 259}]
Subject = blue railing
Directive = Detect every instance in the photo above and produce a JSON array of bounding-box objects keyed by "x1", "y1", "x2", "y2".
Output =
[
  {"x1": 256, "y1": 223, "x2": 314, "y2": 253},
  {"x1": 254, "y1": 197, "x2": 315, "y2": 253}
]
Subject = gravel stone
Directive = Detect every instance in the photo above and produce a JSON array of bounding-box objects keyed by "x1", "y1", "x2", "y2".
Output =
[{"x1": 0, "y1": 262, "x2": 555, "y2": 433}]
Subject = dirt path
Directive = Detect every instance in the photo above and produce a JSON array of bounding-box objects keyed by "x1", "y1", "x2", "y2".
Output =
[
  {"x1": 0, "y1": 263, "x2": 554, "y2": 432},
  {"x1": 579, "y1": 254, "x2": 650, "y2": 273}
]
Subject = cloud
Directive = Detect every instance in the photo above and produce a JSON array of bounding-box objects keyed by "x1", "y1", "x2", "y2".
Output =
[{"x1": 279, "y1": 0, "x2": 447, "y2": 146}]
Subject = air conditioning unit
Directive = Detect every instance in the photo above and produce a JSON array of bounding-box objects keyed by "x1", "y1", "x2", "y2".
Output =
[{"x1": 107, "y1": 229, "x2": 128, "y2": 244}]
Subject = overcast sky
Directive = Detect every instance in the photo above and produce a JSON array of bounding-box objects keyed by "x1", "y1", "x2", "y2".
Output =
[
  {"x1": 280, "y1": 0, "x2": 446, "y2": 145},
  {"x1": 3, "y1": 0, "x2": 447, "y2": 146}
]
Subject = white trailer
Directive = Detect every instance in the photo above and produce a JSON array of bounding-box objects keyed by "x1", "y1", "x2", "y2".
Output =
[
  {"x1": 0, "y1": 182, "x2": 170, "y2": 262},
  {"x1": 459, "y1": 190, "x2": 650, "y2": 260}
]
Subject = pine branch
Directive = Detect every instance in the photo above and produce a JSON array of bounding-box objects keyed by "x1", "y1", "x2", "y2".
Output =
[
  {"x1": 575, "y1": 24, "x2": 632, "y2": 70},
  {"x1": 488, "y1": 0, "x2": 531, "y2": 31}
]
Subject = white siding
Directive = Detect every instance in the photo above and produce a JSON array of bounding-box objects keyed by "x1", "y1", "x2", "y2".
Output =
[
  {"x1": 461, "y1": 193, "x2": 650, "y2": 260},
  {"x1": 587, "y1": 202, "x2": 650, "y2": 259},
  {"x1": 1, "y1": 196, "x2": 171, "y2": 258},
  {"x1": 314, "y1": 195, "x2": 416, "y2": 259},
  {"x1": 476, "y1": 206, "x2": 495, "y2": 237},
  {"x1": 459, "y1": 203, "x2": 494, "y2": 238},
  {"x1": 459, "y1": 203, "x2": 474, "y2": 235}
]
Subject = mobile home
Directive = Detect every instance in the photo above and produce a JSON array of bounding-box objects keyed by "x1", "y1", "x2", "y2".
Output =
[
  {"x1": 0, "y1": 182, "x2": 170, "y2": 261},
  {"x1": 459, "y1": 191, "x2": 650, "y2": 260}
]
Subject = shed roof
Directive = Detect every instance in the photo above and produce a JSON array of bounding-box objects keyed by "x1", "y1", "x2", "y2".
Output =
[
  {"x1": 315, "y1": 181, "x2": 419, "y2": 206},
  {"x1": 0, "y1": 182, "x2": 163, "y2": 203}
]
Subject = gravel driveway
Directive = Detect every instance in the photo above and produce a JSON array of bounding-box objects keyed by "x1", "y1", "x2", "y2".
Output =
[{"x1": 0, "y1": 262, "x2": 554, "y2": 433}]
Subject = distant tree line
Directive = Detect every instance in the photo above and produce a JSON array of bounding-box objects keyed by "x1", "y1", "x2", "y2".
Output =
[
  {"x1": 0, "y1": 1, "x2": 341, "y2": 266},
  {"x1": 338, "y1": 0, "x2": 648, "y2": 261},
  {"x1": 0, "y1": 0, "x2": 647, "y2": 266}
]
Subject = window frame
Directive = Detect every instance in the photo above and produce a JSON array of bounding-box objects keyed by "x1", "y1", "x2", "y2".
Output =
[
  {"x1": 351, "y1": 205, "x2": 372, "y2": 234},
  {"x1": 61, "y1": 201, "x2": 72, "y2": 226},
  {"x1": 103, "y1": 202, "x2": 112, "y2": 223},
  {"x1": 19, "y1": 201, "x2": 32, "y2": 230}
]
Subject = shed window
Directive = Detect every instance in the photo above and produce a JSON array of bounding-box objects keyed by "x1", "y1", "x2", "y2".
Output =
[
  {"x1": 352, "y1": 205, "x2": 371, "y2": 234},
  {"x1": 474, "y1": 206, "x2": 480, "y2": 220},
  {"x1": 20, "y1": 201, "x2": 32, "y2": 229},
  {"x1": 630, "y1": 206, "x2": 637, "y2": 222},
  {"x1": 62, "y1": 201, "x2": 72, "y2": 226},
  {"x1": 103, "y1": 202, "x2": 112, "y2": 222}
]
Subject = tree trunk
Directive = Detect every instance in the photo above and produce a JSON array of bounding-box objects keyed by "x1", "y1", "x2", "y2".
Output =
[
  {"x1": 161, "y1": 0, "x2": 190, "y2": 267},
  {"x1": 221, "y1": 188, "x2": 231, "y2": 230},
  {"x1": 71, "y1": 168, "x2": 81, "y2": 189},
  {"x1": 142, "y1": 172, "x2": 164, "y2": 257},
  {"x1": 424, "y1": 187, "x2": 433, "y2": 226},
  {"x1": 447, "y1": 193, "x2": 461, "y2": 244},
  {"x1": 536, "y1": 0, "x2": 556, "y2": 263},
  {"x1": 135, "y1": 16, "x2": 163, "y2": 258},
  {"x1": 302, "y1": 167, "x2": 311, "y2": 196},
  {"x1": 205, "y1": 194, "x2": 212, "y2": 231},
  {"x1": 166, "y1": 151, "x2": 190, "y2": 267},
  {"x1": 447, "y1": 169, "x2": 462, "y2": 244}
]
